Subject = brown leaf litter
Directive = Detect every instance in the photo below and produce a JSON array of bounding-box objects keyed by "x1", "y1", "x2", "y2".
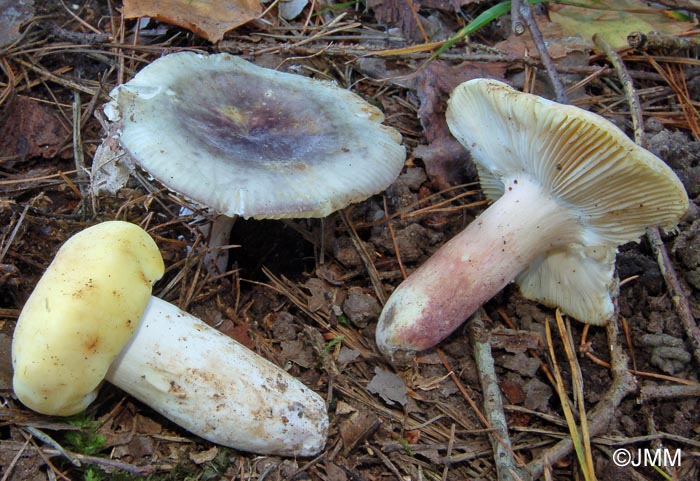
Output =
[{"x1": 1, "y1": 0, "x2": 700, "y2": 480}]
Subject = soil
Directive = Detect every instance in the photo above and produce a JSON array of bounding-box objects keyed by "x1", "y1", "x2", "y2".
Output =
[{"x1": 1, "y1": 1, "x2": 700, "y2": 481}]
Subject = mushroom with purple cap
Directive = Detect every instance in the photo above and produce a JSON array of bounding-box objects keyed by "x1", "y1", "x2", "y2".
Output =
[
  {"x1": 12, "y1": 221, "x2": 328, "y2": 457},
  {"x1": 101, "y1": 52, "x2": 406, "y2": 272},
  {"x1": 376, "y1": 78, "x2": 689, "y2": 358}
]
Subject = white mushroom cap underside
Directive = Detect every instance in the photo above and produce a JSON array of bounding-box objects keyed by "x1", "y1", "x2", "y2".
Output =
[
  {"x1": 446, "y1": 78, "x2": 689, "y2": 247},
  {"x1": 516, "y1": 245, "x2": 617, "y2": 325},
  {"x1": 106, "y1": 52, "x2": 406, "y2": 219}
]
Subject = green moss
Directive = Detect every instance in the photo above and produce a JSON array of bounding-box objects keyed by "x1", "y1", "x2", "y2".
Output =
[
  {"x1": 323, "y1": 335, "x2": 345, "y2": 353},
  {"x1": 63, "y1": 415, "x2": 106, "y2": 456}
]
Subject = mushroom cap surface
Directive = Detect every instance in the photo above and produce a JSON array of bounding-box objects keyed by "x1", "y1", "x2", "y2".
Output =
[
  {"x1": 105, "y1": 52, "x2": 406, "y2": 219},
  {"x1": 12, "y1": 221, "x2": 164, "y2": 415},
  {"x1": 446, "y1": 79, "x2": 689, "y2": 323}
]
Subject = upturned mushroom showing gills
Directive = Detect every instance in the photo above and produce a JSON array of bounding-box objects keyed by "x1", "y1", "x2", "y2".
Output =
[
  {"x1": 376, "y1": 78, "x2": 689, "y2": 358},
  {"x1": 103, "y1": 52, "x2": 406, "y2": 272},
  {"x1": 12, "y1": 221, "x2": 328, "y2": 457}
]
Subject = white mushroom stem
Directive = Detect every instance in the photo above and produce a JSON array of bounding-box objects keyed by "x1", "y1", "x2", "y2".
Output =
[
  {"x1": 106, "y1": 296, "x2": 328, "y2": 456},
  {"x1": 205, "y1": 214, "x2": 237, "y2": 273},
  {"x1": 179, "y1": 208, "x2": 237, "y2": 274},
  {"x1": 376, "y1": 176, "x2": 581, "y2": 357}
]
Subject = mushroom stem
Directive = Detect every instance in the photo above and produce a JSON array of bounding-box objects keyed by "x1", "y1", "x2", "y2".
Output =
[
  {"x1": 201, "y1": 214, "x2": 237, "y2": 273},
  {"x1": 179, "y1": 209, "x2": 237, "y2": 274},
  {"x1": 106, "y1": 296, "x2": 328, "y2": 456},
  {"x1": 376, "y1": 176, "x2": 580, "y2": 357}
]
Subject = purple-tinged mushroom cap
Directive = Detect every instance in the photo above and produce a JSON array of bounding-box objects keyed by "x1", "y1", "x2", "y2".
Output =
[{"x1": 104, "y1": 52, "x2": 406, "y2": 220}]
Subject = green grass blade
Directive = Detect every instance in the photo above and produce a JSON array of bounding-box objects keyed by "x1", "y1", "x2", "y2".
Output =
[{"x1": 428, "y1": 1, "x2": 513, "y2": 62}]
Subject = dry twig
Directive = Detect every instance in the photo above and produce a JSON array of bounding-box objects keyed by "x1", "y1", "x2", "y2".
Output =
[
  {"x1": 470, "y1": 311, "x2": 529, "y2": 481},
  {"x1": 628, "y1": 31, "x2": 700, "y2": 51},
  {"x1": 340, "y1": 209, "x2": 387, "y2": 304},
  {"x1": 517, "y1": 1, "x2": 568, "y2": 103},
  {"x1": 595, "y1": 33, "x2": 700, "y2": 369}
]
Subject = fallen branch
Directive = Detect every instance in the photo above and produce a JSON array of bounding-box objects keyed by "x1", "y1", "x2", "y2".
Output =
[
  {"x1": 0, "y1": 440, "x2": 155, "y2": 476},
  {"x1": 516, "y1": 0, "x2": 569, "y2": 103},
  {"x1": 594, "y1": 33, "x2": 700, "y2": 369},
  {"x1": 470, "y1": 311, "x2": 530, "y2": 481}
]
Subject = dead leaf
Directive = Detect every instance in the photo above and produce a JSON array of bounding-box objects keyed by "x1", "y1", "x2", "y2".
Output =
[
  {"x1": 413, "y1": 139, "x2": 472, "y2": 190},
  {"x1": 342, "y1": 287, "x2": 381, "y2": 328},
  {"x1": 270, "y1": 311, "x2": 298, "y2": 341},
  {"x1": 134, "y1": 414, "x2": 163, "y2": 435},
  {"x1": 303, "y1": 278, "x2": 332, "y2": 314},
  {"x1": 0, "y1": 0, "x2": 34, "y2": 48},
  {"x1": 338, "y1": 408, "x2": 381, "y2": 455},
  {"x1": 404, "y1": 429, "x2": 421, "y2": 444},
  {"x1": 111, "y1": 436, "x2": 156, "y2": 460},
  {"x1": 92, "y1": 122, "x2": 134, "y2": 196},
  {"x1": 421, "y1": 0, "x2": 474, "y2": 10},
  {"x1": 367, "y1": 0, "x2": 422, "y2": 41},
  {"x1": 500, "y1": 352, "x2": 540, "y2": 377},
  {"x1": 368, "y1": 0, "x2": 478, "y2": 41},
  {"x1": 523, "y1": 377, "x2": 553, "y2": 410},
  {"x1": 189, "y1": 446, "x2": 218, "y2": 464},
  {"x1": 316, "y1": 264, "x2": 345, "y2": 286},
  {"x1": 335, "y1": 400, "x2": 357, "y2": 416},
  {"x1": 414, "y1": 60, "x2": 506, "y2": 188},
  {"x1": 490, "y1": 327, "x2": 542, "y2": 353},
  {"x1": 548, "y1": 0, "x2": 695, "y2": 49},
  {"x1": 219, "y1": 321, "x2": 255, "y2": 350},
  {"x1": 278, "y1": 0, "x2": 307, "y2": 20},
  {"x1": 122, "y1": 0, "x2": 261, "y2": 43},
  {"x1": 366, "y1": 366, "x2": 410, "y2": 406},
  {"x1": 498, "y1": 379, "x2": 526, "y2": 404},
  {"x1": 0, "y1": 96, "x2": 68, "y2": 163},
  {"x1": 280, "y1": 339, "x2": 316, "y2": 368},
  {"x1": 495, "y1": 13, "x2": 593, "y2": 59},
  {"x1": 336, "y1": 346, "x2": 361, "y2": 367},
  {"x1": 324, "y1": 462, "x2": 348, "y2": 481},
  {"x1": 416, "y1": 60, "x2": 486, "y2": 131}
]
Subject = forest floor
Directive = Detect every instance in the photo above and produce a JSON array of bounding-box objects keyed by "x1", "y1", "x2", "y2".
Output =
[{"x1": 1, "y1": 1, "x2": 700, "y2": 480}]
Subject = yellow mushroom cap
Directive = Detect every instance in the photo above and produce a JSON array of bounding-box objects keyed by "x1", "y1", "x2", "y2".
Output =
[{"x1": 12, "y1": 221, "x2": 164, "y2": 415}]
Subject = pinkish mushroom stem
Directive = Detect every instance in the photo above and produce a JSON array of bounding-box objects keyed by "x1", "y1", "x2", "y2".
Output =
[
  {"x1": 376, "y1": 78, "x2": 688, "y2": 359},
  {"x1": 376, "y1": 176, "x2": 580, "y2": 357}
]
